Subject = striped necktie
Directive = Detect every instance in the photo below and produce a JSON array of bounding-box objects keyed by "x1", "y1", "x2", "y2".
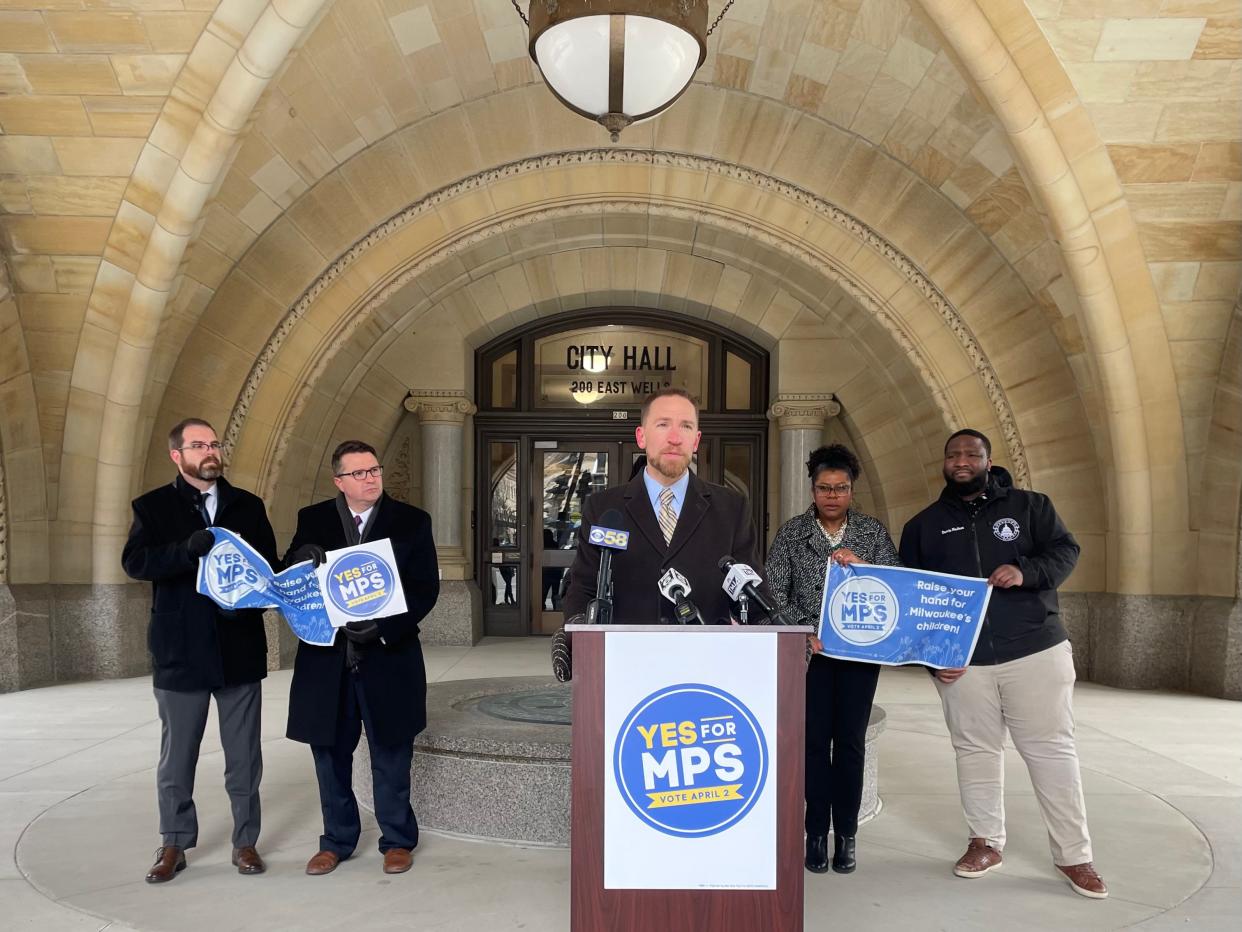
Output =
[{"x1": 658, "y1": 487, "x2": 677, "y2": 545}]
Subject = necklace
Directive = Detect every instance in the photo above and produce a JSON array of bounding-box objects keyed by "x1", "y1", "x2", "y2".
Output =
[{"x1": 817, "y1": 515, "x2": 848, "y2": 549}]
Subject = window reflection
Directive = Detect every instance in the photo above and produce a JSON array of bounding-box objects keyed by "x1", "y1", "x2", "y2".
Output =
[
  {"x1": 723, "y1": 442, "x2": 752, "y2": 500},
  {"x1": 541, "y1": 451, "x2": 608, "y2": 549},
  {"x1": 489, "y1": 441, "x2": 518, "y2": 548}
]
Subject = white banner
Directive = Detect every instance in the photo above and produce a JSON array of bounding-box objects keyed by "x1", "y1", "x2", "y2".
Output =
[
  {"x1": 314, "y1": 538, "x2": 408, "y2": 628},
  {"x1": 603, "y1": 631, "x2": 777, "y2": 890}
]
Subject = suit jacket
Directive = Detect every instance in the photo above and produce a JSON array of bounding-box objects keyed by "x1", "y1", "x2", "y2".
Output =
[
  {"x1": 284, "y1": 493, "x2": 439, "y2": 746},
  {"x1": 562, "y1": 471, "x2": 765, "y2": 625},
  {"x1": 122, "y1": 475, "x2": 278, "y2": 692}
]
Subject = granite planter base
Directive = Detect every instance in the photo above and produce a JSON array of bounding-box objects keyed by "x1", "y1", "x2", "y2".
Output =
[{"x1": 355, "y1": 676, "x2": 886, "y2": 847}]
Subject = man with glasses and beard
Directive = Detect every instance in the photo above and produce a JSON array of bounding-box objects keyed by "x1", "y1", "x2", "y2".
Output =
[
  {"x1": 122, "y1": 418, "x2": 279, "y2": 883},
  {"x1": 283, "y1": 440, "x2": 439, "y2": 877},
  {"x1": 561, "y1": 388, "x2": 766, "y2": 628},
  {"x1": 898, "y1": 429, "x2": 1107, "y2": 900}
]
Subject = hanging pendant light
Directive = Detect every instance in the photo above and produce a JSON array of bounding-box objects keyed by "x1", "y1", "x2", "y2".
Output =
[{"x1": 514, "y1": 1, "x2": 731, "y2": 142}]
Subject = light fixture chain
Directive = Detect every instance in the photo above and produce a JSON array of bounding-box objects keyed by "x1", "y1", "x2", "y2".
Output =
[
  {"x1": 706, "y1": 0, "x2": 736, "y2": 36},
  {"x1": 509, "y1": 0, "x2": 529, "y2": 27}
]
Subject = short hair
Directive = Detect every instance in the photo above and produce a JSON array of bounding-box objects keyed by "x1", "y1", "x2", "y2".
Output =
[
  {"x1": 331, "y1": 439, "x2": 378, "y2": 475},
  {"x1": 168, "y1": 418, "x2": 215, "y2": 450},
  {"x1": 807, "y1": 444, "x2": 861, "y2": 482},
  {"x1": 945, "y1": 428, "x2": 991, "y2": 458},
  {"x1": 640, "y1": 387, "x2": 699, "y2": 424}
]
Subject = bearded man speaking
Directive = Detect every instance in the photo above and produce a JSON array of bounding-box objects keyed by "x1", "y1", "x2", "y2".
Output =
[{"x1": 562, "y1": 388, "x2": 766, "y2": 626}]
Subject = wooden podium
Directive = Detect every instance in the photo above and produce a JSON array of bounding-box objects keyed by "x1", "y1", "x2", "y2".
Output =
[{"x1": 567, "y1": 624, "x2": 812, "y2": 932}]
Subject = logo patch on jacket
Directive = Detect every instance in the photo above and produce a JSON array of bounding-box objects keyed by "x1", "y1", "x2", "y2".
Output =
[{"x1": 992, "y1": 518, "x2": 1020, "y2": 542}]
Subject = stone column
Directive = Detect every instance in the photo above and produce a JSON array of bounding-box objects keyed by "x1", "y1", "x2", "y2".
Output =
[
  {"x1": 405, "y1": 391, "x2": 477, "y2": 574},
  {"x1": 404, "y1": 391, "x2": 481, "y2": 646},
  {"x1": 768, "y1": 394, "x2": 841, "y2": 524}
]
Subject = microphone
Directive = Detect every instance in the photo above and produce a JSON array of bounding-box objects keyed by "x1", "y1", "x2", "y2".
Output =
[
  {"x1": 658, "y1": 568, "x2": 705, "y2": 625},
  {"x1": 586, "y1": 508, "x2": 628, "y2": 625},
  {"x1": 718, "y1": 556, "x2": 793, "y2": 624}
]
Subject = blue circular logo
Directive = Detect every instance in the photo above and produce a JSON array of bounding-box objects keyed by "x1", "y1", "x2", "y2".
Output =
[
  {"x1": 613, "y1": 683, "x2": 768, "y2": 838},
  {"x1": 324, "y1": 550, "x2": 396, "y2": 617},
  {"x1": 828, "y1": 575, "x2": 899, "y2": 646},
  {"x1": 203, "y1": 535, "x2": 267, "y2": 605}
]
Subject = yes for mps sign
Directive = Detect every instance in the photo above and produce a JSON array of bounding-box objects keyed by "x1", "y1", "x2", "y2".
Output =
[{"x1": 603, "y1": 630, "x2": 777, "y2": 891}]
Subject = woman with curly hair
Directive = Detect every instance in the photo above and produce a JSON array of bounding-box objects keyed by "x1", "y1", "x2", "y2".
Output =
[{"x1": 766, "y1": 444, "x2": 900, "y2": 875}]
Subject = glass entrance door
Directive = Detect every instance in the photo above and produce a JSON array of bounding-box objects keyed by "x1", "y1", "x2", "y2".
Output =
[{"x1": 532, "y1": 443, "x2": 618, "y2": 634}]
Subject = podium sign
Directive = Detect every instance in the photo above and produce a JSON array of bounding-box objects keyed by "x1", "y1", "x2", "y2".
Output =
[
  {"x1": 604, "y1": 631, "x2": 777, "y2": 889},
  {"x1": 569, "y1": 624, "x2": 810, "y2": 931}
]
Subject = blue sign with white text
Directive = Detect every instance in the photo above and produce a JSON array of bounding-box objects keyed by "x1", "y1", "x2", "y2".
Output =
[
  {"x1": 613, "y1": 683, "x2": 768, "y2": 838},
  {"x1": 818, "y1": 563, "x2": 991, "y2": 668},
  {"x1": 195, "y1": 528, "x2": 335, "y2": 646}
]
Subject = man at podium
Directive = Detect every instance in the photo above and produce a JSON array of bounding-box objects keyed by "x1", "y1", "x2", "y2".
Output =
[{"x1": 562, "y1": 388, "x2": 767, "y2": 627}]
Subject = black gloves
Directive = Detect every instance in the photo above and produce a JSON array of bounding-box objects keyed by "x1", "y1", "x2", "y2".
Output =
[
  {"x1": 343, "y1": 619, "x2": 380, "y2": 645},
  {"x1": 186, "y1": 529, "x2": 215, "y2": 557},
  {"x1": 289, "y1": 543, "x2": 327, "y2": 567}
]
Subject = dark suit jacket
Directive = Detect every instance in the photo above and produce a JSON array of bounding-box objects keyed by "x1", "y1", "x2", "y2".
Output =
[
  {"x1": 562, "y1": 472, "x2": 765, "y2": 625},
  {"x1": 122, "y1": 475, "x2": 278, "y2": 692},
  {"x1": 284, "y1": 493, "x2": 439, "y2": 747}
]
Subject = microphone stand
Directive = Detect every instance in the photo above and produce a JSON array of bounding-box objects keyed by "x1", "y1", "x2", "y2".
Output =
[
  {"x1": 586, "y1": 547, "x2": 614, "y2": 625},
  {"x1": 736, "y1": 591, "x2": 750, "y2": 625}
]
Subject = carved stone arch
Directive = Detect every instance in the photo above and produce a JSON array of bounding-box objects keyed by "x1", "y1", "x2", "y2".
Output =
[{"x1": 218, "y1": 152, "x2": 1036, "y2": 507}]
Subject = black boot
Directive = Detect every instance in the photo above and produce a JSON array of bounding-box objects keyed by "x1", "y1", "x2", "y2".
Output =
[
  {"x1": 805, "y1": 834, "x2": 830, "y2": 873},
  {"x1": 832, "y1": 834, "x2": 856, "y2": 874}
]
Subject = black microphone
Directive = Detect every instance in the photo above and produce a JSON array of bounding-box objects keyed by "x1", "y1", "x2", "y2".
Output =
[
  {"x1": 658, "y1": 568, "x2": 705, "y2": 625},
  {"x1": 718, "y1": 556, "x2": 794, "y2": 624},
  {"x1": 586, "y1": 508, "x2": 628, "y2": 625}
]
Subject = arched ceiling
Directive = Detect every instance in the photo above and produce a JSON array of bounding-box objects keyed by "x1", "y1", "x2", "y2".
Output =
[{"x1": 0, "y1": 0, "x2": 1237, "y2": 599}]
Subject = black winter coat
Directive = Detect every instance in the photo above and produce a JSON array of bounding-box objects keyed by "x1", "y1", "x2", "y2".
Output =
[
  {"x1": 561, "y1": 472, "x2": 766, "y2": 625},
  {"x1": 898, "y1": 467, "x2": 1079, "y2": 665},
  {"x1": 122, "y1": 475, "x2": 278, "y2": 692},
  {"x1": 284, "y1": 493, "x2": 439, "y2": 747}
]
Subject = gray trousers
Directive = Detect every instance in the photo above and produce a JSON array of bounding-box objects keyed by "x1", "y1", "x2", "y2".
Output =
[{"x1": 153, "y1": 681, "x2": 262, "y2": 849}]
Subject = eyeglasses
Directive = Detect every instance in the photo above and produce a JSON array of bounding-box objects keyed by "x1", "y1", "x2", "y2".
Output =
[
  {"x1": 336, "y1": 465, "x2": 383, "y2": 481},
  {"x1": 179, "y1": 441, "x2": 222, "y2": 452},
  {"x1": 813, "y1": 483, "x2": 852, "y2": 497}
]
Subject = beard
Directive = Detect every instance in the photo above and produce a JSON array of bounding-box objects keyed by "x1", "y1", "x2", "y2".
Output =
[
  {"x1": 184, "y1": 459, "x2": 221, "y2": 481},
  {"x1": 650, "y1": 451, "x2": 690, "y2": 481},
  {"x1": 944, "y1": 469, "x2": 987, "y2": 497}
]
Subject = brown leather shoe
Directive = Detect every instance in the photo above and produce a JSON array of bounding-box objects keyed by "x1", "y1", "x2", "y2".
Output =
[
  {"x1": 145, "y1": 846, "x2": 186, "y2": 884},
  {"x1": 382, "y1": 848, "x2": 413, "y2": 874},
  {"x1": 953, "y1": 838, "x2": 1002, "y2": 878},
  {"x1": 1058, "y1": 862, "x2": 1108, "y2": 899},
  {"x1": 305, "y1": 850, "x2": 340, "y2": 875},
  {"x1": 231, "y1": 845, "x2": 266, "y2": 875}
]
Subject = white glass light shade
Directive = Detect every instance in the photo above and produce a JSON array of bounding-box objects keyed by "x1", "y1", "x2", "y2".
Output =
[
  {"x1": 533, "y1": 14, "x2": 701, "y2": 121},
  {"x1": 621, "y1": 16, "x2": 700, "y2": 117},
  {"x1": 534, "y1": 15, "x2": 611, "y2": 116}
]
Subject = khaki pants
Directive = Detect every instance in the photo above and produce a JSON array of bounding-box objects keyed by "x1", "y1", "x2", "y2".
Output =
[{"x1": 935, "y1": 641, "x2": 1092, "y2": 866}]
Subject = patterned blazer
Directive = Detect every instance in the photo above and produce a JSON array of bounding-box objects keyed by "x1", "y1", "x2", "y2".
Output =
[{"x1": 765, "y1": 506, "x2": 901, "y2": 628}]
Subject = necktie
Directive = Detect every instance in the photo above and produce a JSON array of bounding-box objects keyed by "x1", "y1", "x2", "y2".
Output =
[
  {"x1": 198, "y1": 491, "x2": 212, "y2": 526},
  {"x1": 354, "y1": 513, "x2": 363, "y2": 541},
  {"x1": 658, "y1": 487, "x2": 677, "y2": 545}
]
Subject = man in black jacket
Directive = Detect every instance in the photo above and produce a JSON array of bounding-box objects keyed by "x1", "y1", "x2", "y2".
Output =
[
  {"x1": 122, "y1": 418, "x2": 278, "y2": 883},
  {"x1": 284, "y1": 440, "x2": 439, "y2": 877},
  {"x1": 561, "y1": 388, "x2": 766, "y2": 627},
  {"x1": 899, "y1": 429, "x2": 1106, "y2": 899}
]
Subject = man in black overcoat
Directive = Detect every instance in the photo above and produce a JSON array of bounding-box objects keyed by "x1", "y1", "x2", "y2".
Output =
[
  {"x1": 562, "y1": 388, "x2": 766, "y2": 627},
  {"x1": 122, "y1": 417, "x2": 278, "y2": 883},
  {"x1": 284, "y1": 439, "x2": 439, "y2": 876}
]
